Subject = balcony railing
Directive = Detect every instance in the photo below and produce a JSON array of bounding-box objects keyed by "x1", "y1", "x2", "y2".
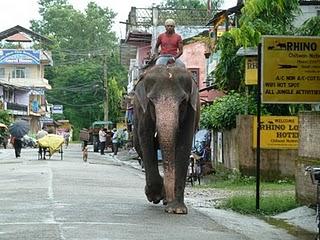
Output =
[
  {"x1": 127, "y1": 7, "x2": 211, "y2": 32},
  {"x1": 300, "y1": 0, "x2": 320, "y2": 5},
  {"x1": 6, "y1": 102, "x2": 28, "y2": 112}
]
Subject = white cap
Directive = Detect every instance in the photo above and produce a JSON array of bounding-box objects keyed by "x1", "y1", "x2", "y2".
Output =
[{"x1": 165, "y1": 19, "x2": 175, "y2": 26}]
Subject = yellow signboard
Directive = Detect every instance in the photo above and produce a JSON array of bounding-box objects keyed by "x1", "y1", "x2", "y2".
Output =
[
  {"x1": 262, "y1": 36, "x2": 320, "y2": 103},
  {"x1": 252, "y1": 116, "x2": 298, "y2": 149},
  {"x1": 245, "y1": 57, "x2": 258, "y2": 85}
]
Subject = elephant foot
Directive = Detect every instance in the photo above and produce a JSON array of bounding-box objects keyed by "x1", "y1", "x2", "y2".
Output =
[
  {"x1": 165, "y1": 201, "x2": 188, "y2": 214},
  {"x1": 145, "y1": 183, "x2": 164, "y2": 204}
]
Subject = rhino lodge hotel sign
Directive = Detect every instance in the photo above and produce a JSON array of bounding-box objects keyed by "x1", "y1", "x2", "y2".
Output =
[
  {"x1": 261, "y1": 36, "x2": 320, "y2": 103},
  {"x1": 252, "y1": 116, "x2": 299, "y2": 149}
]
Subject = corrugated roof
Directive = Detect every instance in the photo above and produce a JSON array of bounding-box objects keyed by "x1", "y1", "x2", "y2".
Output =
[
  {"x1": 125, "y1": 31, "x2": 152, "y2": 45},
  {"x1": 206, "y1": 4, "x2": 243, "y2": 27}
]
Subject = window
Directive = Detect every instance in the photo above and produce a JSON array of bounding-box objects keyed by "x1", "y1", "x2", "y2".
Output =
[
  {"x1": 0, "y1": 68, "x2": 4, "y2": 78},
  {"x1": 12, "y1": 67, "x2": 26, "y2": 78},
  {"x1": 3, "y1": 88, "x2": 13, "y2": 102}
]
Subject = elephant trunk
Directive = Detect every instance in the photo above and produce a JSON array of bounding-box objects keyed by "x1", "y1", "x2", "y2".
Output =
[{"x1": 155, "y1": 98, "x2": 179, "y2": 203}]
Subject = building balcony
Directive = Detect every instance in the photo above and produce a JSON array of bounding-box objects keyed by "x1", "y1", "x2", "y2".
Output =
[{"x1": 5, "y1": 102, "x2": 28, "y2": 115}]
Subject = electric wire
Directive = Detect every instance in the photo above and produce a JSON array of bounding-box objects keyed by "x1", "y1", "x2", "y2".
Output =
[{"x1": 47, "y1": 95, "x2": 104, "y2": 107}]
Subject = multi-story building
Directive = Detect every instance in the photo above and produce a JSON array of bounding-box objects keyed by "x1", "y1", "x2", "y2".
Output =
[{"x1": 0, "y1": 25, "x2": 52, "y2": 133}]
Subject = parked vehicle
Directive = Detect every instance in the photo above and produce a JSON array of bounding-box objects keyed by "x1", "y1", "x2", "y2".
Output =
[
  {"x1": 79, "y1": 121, "x2": 113, "y2": 152},
  {"x1": 22, "y1": 135, "x2": 37, "y2": 148},
  {"x1": 191, "y1": 129, "x2": 215, "y2": 176},
  {"x1": 192, "y1": 129, "x2": 211, "y2": 157}
]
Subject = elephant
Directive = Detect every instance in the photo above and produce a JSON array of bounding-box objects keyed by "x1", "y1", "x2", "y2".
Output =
[{"x1": 133, "y1": 64, "x2": 200, "y2": 214}]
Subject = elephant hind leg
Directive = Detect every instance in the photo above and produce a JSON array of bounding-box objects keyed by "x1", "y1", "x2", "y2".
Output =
[
  {"x1": 145, "y1": 181, "x2": 165, "y2": 204},
  {"x1": 165, "y1": 201, "x2": 188, "y2": 214}
]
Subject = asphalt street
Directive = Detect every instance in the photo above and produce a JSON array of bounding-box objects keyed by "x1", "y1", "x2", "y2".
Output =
[{"x1": 0, "y1": 144, "x2": 316, "y2": 240}]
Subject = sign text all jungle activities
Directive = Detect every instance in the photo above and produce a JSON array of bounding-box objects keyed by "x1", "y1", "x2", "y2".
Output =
[{"x1": 261, "y1": 36, "x2": 320, "y2": 103}]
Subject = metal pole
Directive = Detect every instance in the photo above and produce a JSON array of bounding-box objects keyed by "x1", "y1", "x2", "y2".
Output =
[
  {"x1": 103, "y1": 54, "x2": 108, "y2": 122},
  {"x1": 256, "y1": 43, "x2": 262, "y2": 210}
]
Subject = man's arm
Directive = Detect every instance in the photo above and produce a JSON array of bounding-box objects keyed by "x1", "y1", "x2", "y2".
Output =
[
  {"x1": 175, "y1": 36, "x2": 183, "y2": 59},
  {"x1": 153, "y1": 36, "x2": 161, "y2": 57}
]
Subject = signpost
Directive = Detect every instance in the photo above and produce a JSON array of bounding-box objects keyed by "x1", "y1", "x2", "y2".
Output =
[{"x1": 262, "y1": 36, "x2": 320, "y2": 103}]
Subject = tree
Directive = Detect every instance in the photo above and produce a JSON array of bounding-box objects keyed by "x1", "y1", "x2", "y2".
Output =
[
  {"x1": 108, "y1": 77, "x2": 123, "y2": 124},
  {"x1": 30, "y1": 0, "x2": 127, "y2": 135},
  {"x1": 0, "y1": 110, "x2": 11, "y2": 126},
  {"x1": 213, "y1": 0, "x2": 301, "y2": 91},
  {"x1": 296, "y1": 16, "x2": 320, "y2": 36}
]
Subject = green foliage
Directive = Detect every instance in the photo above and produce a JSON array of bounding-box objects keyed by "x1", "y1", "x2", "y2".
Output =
[
  {"x1": 108, "y1": 77, "x2": 123, "y2": 124},
  {"x1": 201, "y1": 169, "x2": 298, "y2": 216},
  {"x1": 214, "y1": 32, "x2": 244, "y2": 90},
  {"x1": 200, "y1": 91, "x2": 268, "y2": 131},
  {"x1": 218, "y1": 194, "x2": 299, "y2": 216},
  {"x1": 214, "y1": 0, "x2": 301, "y2": 91},
  {"x1": 0, "y1": 110, "x2": 11, "y2": 126},
  {"x1": 30, "y1": 0, "x2": 127, "y2": 137},
  {"x1": 296, "y1": 16, "x2": 320, "y2": 36},
  {"x1": 160, "y1": 0, "x2": 219, "y2": 9},
  {"x1": 233, "y1": 0, "x2": 300, "y2": 47}
]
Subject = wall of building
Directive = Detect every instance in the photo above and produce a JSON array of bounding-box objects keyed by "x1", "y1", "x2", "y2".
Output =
[
  {"x1": 181, "y1": 41, "x2": 206, "y2": 85},
  {"x1": 217, "y1": 115, "x2": 298, "y2": 180},
  {"x1": 296, "y1": 111, "x2": 320, "y2": 205}
]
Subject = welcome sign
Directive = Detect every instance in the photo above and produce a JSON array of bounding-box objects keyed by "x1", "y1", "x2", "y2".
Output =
[{"x1": 252, "y1": 116, "x2": 299, "y2": 149}]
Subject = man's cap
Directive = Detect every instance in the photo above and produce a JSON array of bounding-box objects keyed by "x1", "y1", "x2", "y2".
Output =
[{"x1": 165, "y1": 19, "x2": 175, "y2": 26}]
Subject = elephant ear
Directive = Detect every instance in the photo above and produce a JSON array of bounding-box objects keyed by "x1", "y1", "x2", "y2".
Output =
[
  {"x1": 135, "y1": 81, "x2": 148, "y2": 113},
  {"x1": 190, "y1": 80, "x2": 199, "y2": 112}
]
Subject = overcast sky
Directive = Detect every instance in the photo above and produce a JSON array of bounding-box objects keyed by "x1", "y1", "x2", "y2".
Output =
[{"x1": 0, "y1": 0, "x2": 236, "y2": 39}]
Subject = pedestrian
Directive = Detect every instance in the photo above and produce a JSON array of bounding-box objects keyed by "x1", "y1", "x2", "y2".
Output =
[
  {"x1": 153, "y1": 18, "x2": 185, "y2": 67},
  {"x1": 36, "y1": 127, "x2": 48, "y2": 160},
  {"x1": 11, "y1": 136, "x2": 22, "y2": 158},
  {"x1": 123, "y1": 128, "x2": 129, "y2": 150},
  {"x1": 82, "y1": 141, "x2": 88, "y2": 162},
  {"x1": 64, "y1": 130, "x2": 70, "y2": 148},
  {"x1": 112, "y1": 128, "x2": 119, "y2": 156},
  {"x1": 99, "y1": 127, "x2": 106, "y2": 155}
]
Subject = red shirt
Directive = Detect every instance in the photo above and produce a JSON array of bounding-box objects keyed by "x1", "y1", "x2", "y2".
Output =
[{"x1": 157, "y1": 32, "x2": 182, "y2": 56}]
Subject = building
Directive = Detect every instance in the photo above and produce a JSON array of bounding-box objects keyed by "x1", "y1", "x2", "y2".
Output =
[{"x1": 0, "y1": 25, "x2": 53, "y2": 133}]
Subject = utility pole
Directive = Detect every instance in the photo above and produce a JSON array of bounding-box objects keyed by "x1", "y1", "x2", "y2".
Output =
[{"x1": 103, "y1": 54, "x2": 108, "y2": 123}]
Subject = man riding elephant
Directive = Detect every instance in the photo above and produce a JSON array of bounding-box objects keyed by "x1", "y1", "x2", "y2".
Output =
[
  {"x1": 133, "y1": 60, "x2": 200, "y2": 214},
  {"x1": 153, "y1": 18, "x2": 185, "y2": 68}
]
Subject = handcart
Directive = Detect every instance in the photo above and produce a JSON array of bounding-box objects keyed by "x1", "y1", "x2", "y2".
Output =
[{"x1": 37, "y1": 134, "x2": 64, "y2": 160}]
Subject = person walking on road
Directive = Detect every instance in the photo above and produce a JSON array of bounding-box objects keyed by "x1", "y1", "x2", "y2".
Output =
[
  {"x1": 99, "y1": 128, "x2": 106, "y2": 155},
  {"x1": 11, "y1": 136, "x2": 22, "y2": 158},
  {"x1": 64, "y1": 130, "x2": 70, "y2": 148},
  {"x1": 112, "y1": 128, "x2": 119, "y2": 156}
]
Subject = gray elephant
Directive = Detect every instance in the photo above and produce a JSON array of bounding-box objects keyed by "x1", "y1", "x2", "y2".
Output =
[{"x1": 133, "y1": 65, "x2": 200, "y2": 214}]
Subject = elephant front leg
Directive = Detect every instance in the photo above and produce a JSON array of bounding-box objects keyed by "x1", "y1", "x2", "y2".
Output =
[{"x1": 142, "y1": 137, "x2": 164, "y2": 204}]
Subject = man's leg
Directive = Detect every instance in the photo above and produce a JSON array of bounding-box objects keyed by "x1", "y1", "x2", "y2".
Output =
[{"x1": 100, "y1": 141, "x2": 106, "y2": 155}]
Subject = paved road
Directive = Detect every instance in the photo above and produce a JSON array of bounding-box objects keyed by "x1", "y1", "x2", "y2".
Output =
[{"x1": 0, "y1": 144, "x2": 305, "y2": 239}]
